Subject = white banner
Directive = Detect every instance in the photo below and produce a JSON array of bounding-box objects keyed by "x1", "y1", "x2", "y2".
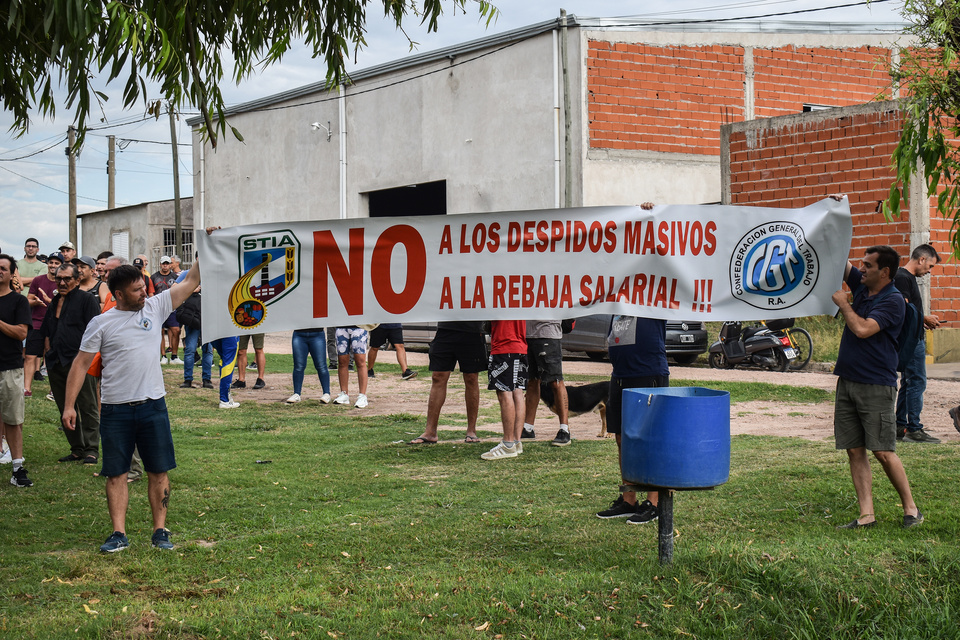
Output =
[{"x1": 197, "y1": 198, "x2": 852, "y2": 342}]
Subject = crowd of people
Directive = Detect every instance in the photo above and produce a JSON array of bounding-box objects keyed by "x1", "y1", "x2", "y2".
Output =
[{"x1": 1, "y1": 208, "x2": 953, "y2": 551}]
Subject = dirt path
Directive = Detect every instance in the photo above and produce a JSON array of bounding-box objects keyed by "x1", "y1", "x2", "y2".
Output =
[{"x1": 226, "y1": 332, "x2": 960, "y2": 445}]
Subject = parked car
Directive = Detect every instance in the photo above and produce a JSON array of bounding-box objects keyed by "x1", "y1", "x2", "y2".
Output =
[
  {"x1": 559, "y1": 314, "x2": 707, "y2": 364},
  {"x1": 403, "y1": 315, "x2": 707, "y2": 364}
]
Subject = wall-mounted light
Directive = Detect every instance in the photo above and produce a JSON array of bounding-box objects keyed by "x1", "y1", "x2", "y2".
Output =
[{"x1": 311, "y1": 121, "x2": 333, "y2": 141}]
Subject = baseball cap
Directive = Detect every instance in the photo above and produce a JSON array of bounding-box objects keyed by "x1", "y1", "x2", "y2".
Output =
[
  {"x1": 72, "y1": 255, "x2": 96, "y2": 269},
  {"x1": 159, "y1": 255, "x2": 172, "y2": 264},
  {"x1": 133, "y1": 258, "x2": 145, "y2": 268},
  {"x1": 59, "y1": 241, "x2": 76, "y2": 251},
  {"x1": 47, "y1": 251, "x2": 65, "y2": 264}
]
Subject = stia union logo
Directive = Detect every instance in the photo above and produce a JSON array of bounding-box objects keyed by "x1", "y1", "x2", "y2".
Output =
[
  {"x1": 729, "y1": 221, "x2": 819, "y2": 310},
  {"x1": 228, "y1": 230, "x2": 301, "y2": 329}
]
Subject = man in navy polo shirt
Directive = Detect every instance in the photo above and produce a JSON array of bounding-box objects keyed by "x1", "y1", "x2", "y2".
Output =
[{"x1": 831, "y1": 243, "x2": 923, "y2": 530}]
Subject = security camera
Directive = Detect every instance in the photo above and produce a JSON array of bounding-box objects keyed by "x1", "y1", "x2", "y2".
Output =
[{"x1": 311, "y1": 122, "x2": 321, "y2": 131}]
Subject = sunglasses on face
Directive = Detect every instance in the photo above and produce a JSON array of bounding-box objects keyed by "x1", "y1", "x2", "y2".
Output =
[{"x1": 55, "y1": 276, "x2": 75, "y2": 283}]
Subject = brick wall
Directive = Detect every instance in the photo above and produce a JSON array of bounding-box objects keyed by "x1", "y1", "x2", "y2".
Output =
[
  {"x1": 724, "y1": 104, "x2": 959, "y2": 322},
  {"x1": 587, "y1": 40, "x2": 892, "y2": 157}
]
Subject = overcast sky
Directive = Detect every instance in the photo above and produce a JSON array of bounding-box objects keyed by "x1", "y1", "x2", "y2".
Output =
[{"x1": 0, "y1": 0, "x2": 905, "y2": 257}]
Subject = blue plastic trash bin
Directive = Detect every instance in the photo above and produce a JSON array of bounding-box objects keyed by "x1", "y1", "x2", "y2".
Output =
[{"x1": 621, "y1": 387, "x2": 730, "y2": 489}]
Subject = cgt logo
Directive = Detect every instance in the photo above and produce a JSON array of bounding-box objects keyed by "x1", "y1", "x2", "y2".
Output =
[
  {"x1": 729, "y1": 221, "x2": 819, "y2": 310},
  {"x1": 228, "y1": 230, "x2": 301, "y2": 329}
]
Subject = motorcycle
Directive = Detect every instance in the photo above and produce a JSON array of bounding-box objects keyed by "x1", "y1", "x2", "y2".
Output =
[{"x1": 708, "y1": 321, "x2": 797, "y2": 371}]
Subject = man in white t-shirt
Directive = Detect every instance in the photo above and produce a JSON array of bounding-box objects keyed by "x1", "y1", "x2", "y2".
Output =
[{"x1": 61, "y1": 261, "x2": 200, "y2": 553}]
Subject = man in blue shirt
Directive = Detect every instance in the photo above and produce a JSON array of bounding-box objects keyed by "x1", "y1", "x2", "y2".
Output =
[{"x1": 832, "y1": 244, "x2": 923, "y2": 529}]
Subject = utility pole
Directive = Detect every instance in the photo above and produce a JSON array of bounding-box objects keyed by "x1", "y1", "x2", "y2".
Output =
[
  {"x1": 67, "y1": 126, "x2": 77, "y2": 247},
  {"x1": 168, "y1": 104, "x2": 182, "y2": 260},
  {"x1": 107, "y1": 135, "x2": 116, "y2": 209}
]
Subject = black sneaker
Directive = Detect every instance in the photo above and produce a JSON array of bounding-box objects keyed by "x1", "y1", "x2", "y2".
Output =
[
  {"x1": 896, "y1": 427, "x2": 906, "y2": 441},
  {"x1": 33, "y1": 371, "x2": 44, "y2": 382},
  {"x1": 151, "y1": 528, "x2": 174, "y2": 550},
  {"x1": 950, "y1": 407, "x2": 960, "y2": 434},
  {"x1": 401, "y1": 369, "x2": 418, "y2": 380},
  {"x1": 100, "y1": 531, "x2": 129, "y2": 553},
  {"x1": 626, "y1": 500, "x2": 659, "y2": 525},
  {"x1": 903, "y1": 511, "x2": 924, "y2": 529},
  {"x1": 180, "y1": 381, "x2": 194, "y2": 388},
  {"x1": 202, "y1": 379, "x2": 214, "y2": 389},
  {"x1": 231, "y1": 380, "x2": 246, "y2": 389},
  {"x1": 252, "y1": 378, "x2": 266, "y2": 390},
  {"x1": 903, "y1": 429, "x2": 941, "y2": 444},
  {"x1": 596, "y1": 496, "x2": 639, "y2": 519},
  {"x1": 10, "y1": 467, "x2": 33, "y2": 488},
  {"x1": 520, "y1": 426, "x2": 536, "y2": 439},
  {"x1": 551, "y1": 429, "x2": 571, "y2": 447},
  {"x1": 367, "y1": 369, "x2": 376, "y2": 378}
]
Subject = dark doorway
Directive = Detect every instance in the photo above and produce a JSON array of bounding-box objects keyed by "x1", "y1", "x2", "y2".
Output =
[{"x1": 368, "y1": 181, "x2": 446, "y2": 217}]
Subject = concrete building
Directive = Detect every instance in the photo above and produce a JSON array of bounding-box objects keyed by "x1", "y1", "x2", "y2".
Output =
[
  {"x1": 79, "y1": 197, "x2": 194, "y2": 269},
  {"x1": 189, "y1": 17, "x2": 908, "y2": 228}
]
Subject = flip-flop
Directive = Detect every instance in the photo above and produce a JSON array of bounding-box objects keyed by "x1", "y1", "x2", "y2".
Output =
[
  {"x1": 464, "y1": 435, "x2": 481, "y2": 443},
  {"x1": 407, "y1": 437, "x2": 438, "y2": 445}
]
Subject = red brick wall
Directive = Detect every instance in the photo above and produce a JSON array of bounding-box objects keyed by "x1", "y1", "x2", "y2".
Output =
[
  {"x1": 752, "y1": 46, "x2": 891, "y2": 119},
  {"x1": 726, "y1": 106, "x2": 959, "y2": 321},
  {"x1": 587, "y1": 41, "x2": 745, "y2": 155},
  {"x1": 587, "y1": 40, "x2": 891, "y2": 157}
]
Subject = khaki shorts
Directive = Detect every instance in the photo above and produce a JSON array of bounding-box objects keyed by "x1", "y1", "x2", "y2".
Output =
[
  {"x1": 0, "y1": 368, "x2": 25, "y2": 425},
  {"x1": 238, "y1": 333, "x2": 265, "y2": 350},
  {"x1": 834, "y1": 377, "x2": 897, "y2": 451}
]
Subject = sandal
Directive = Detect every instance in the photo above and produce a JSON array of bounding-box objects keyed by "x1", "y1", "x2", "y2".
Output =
[
  {"x1": 407, "y1": 437, "x2": 438, "y2": 445},
  {"x1": 464, "y1": 435, "x2": 481, "y2": 443}
]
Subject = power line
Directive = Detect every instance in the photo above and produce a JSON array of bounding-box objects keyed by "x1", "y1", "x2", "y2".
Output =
[
  {"x1": 0, "y1": 137, "x2": 67, "y2": 162},
  {"x1": 0, "y1": 164, "x2": 126, "y2": 205}
]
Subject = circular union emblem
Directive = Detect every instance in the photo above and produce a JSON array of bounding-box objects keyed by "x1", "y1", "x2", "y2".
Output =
[
  {"x1": 233, "y1": 299, "x2": 266, "y2": 328},
  {"x1": 140, "y1": 318, "x2": 152, "y2": 331},
  {"x1": 729, "y1": 221, "x2": 819, "y2": 311}
]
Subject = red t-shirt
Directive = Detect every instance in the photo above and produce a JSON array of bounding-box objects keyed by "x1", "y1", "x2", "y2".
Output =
[
  {"x1": 27, "y1": 275, "x2": 58, "y2": 329},
  {"x1": 490, "y1": 320, "x2": 526, "y2": 355}
]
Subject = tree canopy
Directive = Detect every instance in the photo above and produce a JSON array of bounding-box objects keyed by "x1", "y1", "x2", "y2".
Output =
[
  {"x1": 0, "y1": 1, "x2": 497, "y2": 147},
  {"x1": 885, "y1": 0, "x2": 960, "y2": 255}
]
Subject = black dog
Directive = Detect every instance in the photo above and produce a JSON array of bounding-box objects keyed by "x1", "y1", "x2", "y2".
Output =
[{"x1": 540, "y1": 380, "x2": 609, "y2": 438}]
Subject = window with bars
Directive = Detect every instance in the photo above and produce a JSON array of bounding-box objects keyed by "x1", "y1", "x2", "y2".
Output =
[{"x1": 162, "y1": 228, "x2": 194, "y2": 247}]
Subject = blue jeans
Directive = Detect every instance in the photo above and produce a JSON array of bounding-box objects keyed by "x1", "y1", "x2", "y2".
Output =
[
  {"x1": 292, "y1": 329, "x2": 330, "y2": 395},
  {"x1": 182, "y1": 326, "x2": 213, "y2": 383},
  {"x1": 896, "y1": 339, "x2": 927, "y2": 432}
]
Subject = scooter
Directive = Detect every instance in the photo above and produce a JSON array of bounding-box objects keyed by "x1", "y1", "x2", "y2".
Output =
[{"x1": 708, "y1": 321, "x2": 796, "y2": 371}]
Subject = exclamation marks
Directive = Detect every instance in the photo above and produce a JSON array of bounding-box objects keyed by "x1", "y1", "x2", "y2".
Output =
[{"x1": 692, "y1": 279, "x2": 713, "y2": 312}]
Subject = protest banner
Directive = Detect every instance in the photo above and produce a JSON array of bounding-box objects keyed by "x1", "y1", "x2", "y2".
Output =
[{"x1": 197, "y1": 197, "x2": 852, "y2": 343}]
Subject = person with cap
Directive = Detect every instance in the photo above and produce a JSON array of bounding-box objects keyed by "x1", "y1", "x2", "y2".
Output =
[
  {"x1": 58, "y1": 241, "x2": 77, "y2": 263},
  {"x1": 132, "y1": 256, "x2": 156, "y2": 297},
  {"x1": 74, "y1": 255, "x2": 109, "y2": 309},
  {"x1": 152, "y1": 256, "x2": 182, "y2": 365},
  {"x1": 40, "y1": 261, "x2": 101, "y2": 465},
  {"x1": 24, "y1": 251, "x2": 61, "y2": 396}
]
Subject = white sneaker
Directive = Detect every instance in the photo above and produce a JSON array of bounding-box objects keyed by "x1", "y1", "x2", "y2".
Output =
[
  {"x1": 247, "y1": 362, "x2": 258, "y2": 370},
  {"x1": 170, "y1": 356, "x2": 184, "y2": 365},
  {"x1": 354, "y1": 393, "x2": 368, "y2": 408},
  {"x1": 46, "y1": 392, "x2": 54, "y2": 401},
  {"x1": 481, "y1": 441, "x2": 518, "y2": 460},
  {"x1": 160, "y1": 357, "x2": 169, "y2": 365},
  {"x1": 285, "y1": 393, "x2": 301, "y2": 404},
  {"x1": 219, "y1": 399, "x2": 240, "y2": 409},
  {"x1": 515, "y1": 441, "x2": 523, "y2": 455},
  {"x1": 39, "y1": 365, "x2": 47, "y2": 377},
  {"x1": 319, "y1": 393, "x2": 331, "y2": 404},
  {"x1": 333, "y1": 392, "x2": 350, "y2": 405},
  {"x1": 0, "y1": 449, "x2": 11, "y2": 465}
]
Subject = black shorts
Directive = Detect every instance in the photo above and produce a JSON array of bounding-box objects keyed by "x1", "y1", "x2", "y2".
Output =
[
  {"x1": 487, "y1": 353, "x2": 528, "y2": 392},
  {"x1": 429, "y1": 329, "x2": 487, "y2": 374},
  {"x1": 369, "y1": 326, "x2": 403, "y2": 349},
  {"x1": 526, "y1": 337, "x2": 563, "y2": 383},
  {"x1": 25, "y1": 328, "x2": 44, "y2": 357},
  {"x1": 607, "y1": 375, "x2": 670, "y2": 435}
]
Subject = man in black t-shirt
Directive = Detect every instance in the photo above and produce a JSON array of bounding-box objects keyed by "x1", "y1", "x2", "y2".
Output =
[
  {"x1": 893, "y1": 244, "x2": 941, "y2": 444},
  {"x1": 0, "y1": 254, "x2": 33, "y2": 487}
]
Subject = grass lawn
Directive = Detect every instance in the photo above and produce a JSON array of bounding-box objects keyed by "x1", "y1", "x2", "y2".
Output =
[{"x1": 2, "y1": 367, "x2": 958, "y2": 639}]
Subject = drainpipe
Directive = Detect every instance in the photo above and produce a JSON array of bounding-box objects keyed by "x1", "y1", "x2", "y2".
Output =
[
  {"x1": 560, "y1": 10, "x2": 573, "y2": 208},
  {"x1": 198, "y1": 134, "x2": 205, "y2": 230},
  {"x1": 339, "y1": 85, "x2": 347, "y2": 219},
  {"x1": 553, "y1": 26, "x2": 561, "y2": 208}
]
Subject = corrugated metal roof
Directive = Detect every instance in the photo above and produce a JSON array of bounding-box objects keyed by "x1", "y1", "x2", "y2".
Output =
[{"x1": 186, "y1": 16, "x2": 907, "y2": 126}]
